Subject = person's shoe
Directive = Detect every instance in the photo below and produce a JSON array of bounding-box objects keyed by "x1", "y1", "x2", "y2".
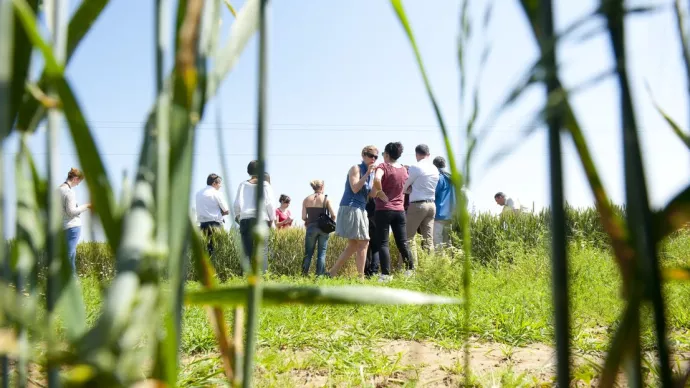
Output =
[
  {"x1": 378, "y1": 274, "x2": 393, "y2": 283},
  {"x1": 403, "y1": 270, "x2": 415, "y2": 278}
]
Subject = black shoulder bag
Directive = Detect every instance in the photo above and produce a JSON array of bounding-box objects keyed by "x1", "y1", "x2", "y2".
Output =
[{"x1": 317, "y1": 195, "x2": 336, "y2": 233}]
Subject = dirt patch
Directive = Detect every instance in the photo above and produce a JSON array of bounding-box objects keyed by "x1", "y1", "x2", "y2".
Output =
[
  {"x1": 381, "y1": 340, "x2": 558, "y2": 384},
  {"x1": 278, "y1": 339, "x2": 591, "y2": 387},
  {"x1": 183, "y1": 340, "x2": 690, "y2": 387}
]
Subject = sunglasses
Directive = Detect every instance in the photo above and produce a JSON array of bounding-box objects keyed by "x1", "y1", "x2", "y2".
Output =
[{"x1": 365, "y1": 152, "x2": 379, "y2": 160}]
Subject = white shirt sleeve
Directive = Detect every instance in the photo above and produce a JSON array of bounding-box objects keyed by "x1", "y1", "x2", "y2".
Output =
[
  {"x1": 63, "y1": 189, "x2": 88, "y2": 218},
  {"x1": 264, "y1": 183, "x2": 277, "y2": 221},
  {"x1": 403, "y1": 165, "x2": 420, "y2": 193},
  {"x1": 215, "y1": 190, "x2": 229, "y2": 212},
  {"x1": 233, "y1": 183, "x2": 243, "y2": 218}
]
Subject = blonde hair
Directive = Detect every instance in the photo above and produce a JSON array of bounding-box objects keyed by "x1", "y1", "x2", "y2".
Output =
[
  {"x1": 67, "y1": 167, "x2": 84, "y2": 181},
  {"x1": 310, "y1": 179, "x2": 324, "y2": 192},
  {"x1": 361, "y1": 145, "x2": 378, "y2": 157}
]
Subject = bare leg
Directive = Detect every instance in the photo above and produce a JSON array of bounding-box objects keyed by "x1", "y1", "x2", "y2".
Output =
[
  {"x1": 354, "y1": 240, "x2": 369, "y2": 277},
  {"x1": 329, "y1": 240, "x2": 357, "y2": 276}
]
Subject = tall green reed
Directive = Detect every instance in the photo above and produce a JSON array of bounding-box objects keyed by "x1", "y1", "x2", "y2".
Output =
[
  {"x1": 540, "y1": 1, "x2": 571, "y2": 386},
  {"x1": 0, "y1": 2, "x2": 12, "y2": 386}
]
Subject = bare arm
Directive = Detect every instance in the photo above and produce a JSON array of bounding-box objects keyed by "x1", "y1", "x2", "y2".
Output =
[
  {"x1": 372, "y1": 169, "x2": 388, "y2": 202},
  {"x1": 348, "y1": 164, "x2": 374, "y2": 193},
  {"x1": 302, "y1": 198, "x2": 308, "y2": 221},
  {"x1": 326, "y1": 198, "x2": 336, "y2": 220}
]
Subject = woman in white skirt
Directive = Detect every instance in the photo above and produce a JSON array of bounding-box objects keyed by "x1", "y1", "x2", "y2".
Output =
[{"x1": 328, "y1": 145, "x2": 379, "y2": 277}]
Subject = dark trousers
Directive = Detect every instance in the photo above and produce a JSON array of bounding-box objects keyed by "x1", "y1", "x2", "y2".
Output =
[
  {"x1": 200, "y1": 221, "x2": 222, "y2": 257},
  {"x1": 364, "y1": 217, "x2": 379, "y2": 277},
  {"x1": 375, "y1": 210, "x2": 413, "y2": 275},
  {"x1": 239, "y1": 218, "x2": 269, "y2": 274}
]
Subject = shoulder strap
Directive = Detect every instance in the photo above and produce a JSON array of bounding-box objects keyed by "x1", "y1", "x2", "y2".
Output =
[{"x1": 323, "y1": 195, "x2": 328, "y2": 209}]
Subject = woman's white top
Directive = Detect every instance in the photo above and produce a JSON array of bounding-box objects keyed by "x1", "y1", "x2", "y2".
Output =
[
  {"x1": 233, "y1": 180, "x2": 277, "y2": 221},
  {"x1": 58, "y1": 183, "x2": 89, "y2": 229}
]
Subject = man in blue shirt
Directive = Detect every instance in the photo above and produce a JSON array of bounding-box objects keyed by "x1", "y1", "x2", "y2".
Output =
[
  {"x1": 433, "y1": 157, "x2": 455, "y2": 249},
  {"x1": 432, "y1": 157, "x2": 475, "y2": 249}
]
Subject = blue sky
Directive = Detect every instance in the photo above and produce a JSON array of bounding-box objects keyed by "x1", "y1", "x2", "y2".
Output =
[{"x1": 3, "y1": 0, "x2": 690, "y2": 240}]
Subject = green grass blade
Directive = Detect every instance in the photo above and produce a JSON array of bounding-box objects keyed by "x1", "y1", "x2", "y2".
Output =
[
  {"x1": 209, "y1": 0, "x2": 258, "y2": 97},
  {"x1": 673, "y1": 0, "x2": 690, "y2": 122},
  {"x1": 223, "y1": 0, "x2": 237, "y2": 17},
  {"x1": 14, "y1": 0, "x2": 110, "y2": 133},
  {"x1": 243, "y1": 1, "x2": 269, "y2": 386},
  {"x1": 136, "y1": 0, "x2": 259, "y2": 183},
  {"x1": 0, "y1": 1, "x2": 11, "y2": 383},
  {"x1": 16, "y1": 140, "x2": 86, "y2": 343},
  {"x1": 655, "y1": 184, "x2": 690, "y2": 240},
  {"x1": 604, "y1": 1, "x2": 672, "y2": 385},
  {"x1": 599, "y1": 298, "x2": 640, "y2": 388},
  {"x1": 645, "y1": 81, "x2": 690, "y2": 150},
  {"x1": 189, "y1": 220, "x2": 236, "y2": 382},
  {"x1": 6, "y1": 0, "x2": 38, "y2": 140},
  {"x1": 513, "y1": 1, "x2": 633, "y2": 288},
  {"x1": 167, "y1": 0, "x2": 209, "y2": 382},
  {"x1": 42, "y1": 1, "x2": 70, "y2": 386},
  {"x1": 391, "y1": 0, "x2": 472, "y2": 383},
  {"x1": 187, "y1": 284, "x2": 463, "y2": 306},
  {"x1": 13, "y1": 0, "x2": 123, "y2": 251},
  {"x1": 662, "y1": 266, "x2": 690, "y2": 281},
  {"x1": 540, "y1": 1, "x2": 571, "y2": 385}
]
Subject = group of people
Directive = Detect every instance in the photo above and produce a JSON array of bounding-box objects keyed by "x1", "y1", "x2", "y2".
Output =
[
  {"x1": 56, "y1": 151, "x2": 526, "y2": 277},
  {"x1": 326, "y1": 143, "x2": 472, "y2": 281},
  {"x1": 191, "y1": 143, "x2": 476, "y2": 281}
]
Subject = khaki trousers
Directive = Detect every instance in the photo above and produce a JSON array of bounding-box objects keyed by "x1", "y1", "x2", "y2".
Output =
[{"x1": 406, "y1": 201, "x2": 436, "y2": 263}]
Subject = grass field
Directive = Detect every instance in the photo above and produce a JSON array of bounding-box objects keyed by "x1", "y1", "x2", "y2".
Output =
[{"x1": 67, "y1": 215, "x2": 690, "y2": 387}]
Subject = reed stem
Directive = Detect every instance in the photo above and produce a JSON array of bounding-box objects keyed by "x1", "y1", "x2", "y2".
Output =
[{"x1": 242, "y1": 0, "x2": 269, "y2": 386}]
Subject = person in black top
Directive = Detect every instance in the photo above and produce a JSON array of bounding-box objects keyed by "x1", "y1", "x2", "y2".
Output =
[{"x1": 364, "y1": 197, "x2": 380, "y2": 277}]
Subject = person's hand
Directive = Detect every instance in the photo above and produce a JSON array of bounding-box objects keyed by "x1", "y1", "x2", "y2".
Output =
[
  {"x1": 365, "y1": 163, "x2": 376, "y2": 177},
  {"x1": 377, "y1": 190, "x2": 389, "y2": 203},
  {"x1": 86, "y1": 203, "x2": 93, "y2": 209}
]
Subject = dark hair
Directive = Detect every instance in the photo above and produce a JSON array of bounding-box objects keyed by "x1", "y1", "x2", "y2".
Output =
[
  {"x1": 207, "y1": 173, "x2": 222, "y2": 186},
  {"x1": 433, "y1": 156, "x2": 446, "y2": 169},
  {"x1": 415, "y1": 144, "x2": 430, "y2": 156},
  {"x1": 384, "y1": 142, "x2": 404, "y2": 161},
  {"x1": 494, "y1": 192, "x2": 505, "y2": 199},
  {"x1": 247, "y1": 160, "x2": 259, "y2": 176},
  {"x1": 279, "y1": 194, "x2": 290, "y2": 204},
  {"x1": 67, "y1": 167, "x2": 84, "y2": 181}
]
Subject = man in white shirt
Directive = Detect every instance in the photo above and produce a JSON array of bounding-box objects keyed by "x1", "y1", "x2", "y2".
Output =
[
  {"x1": 403, "y1": 144, "x2": 439, "y2": 257},
  {"x1": 233, "y1": 160, "x2": 277, "y2": 273},
  {"x1": 494, "y1": 192, "x2": 530, "y2": 215},
  {"x1": 196, "y1": 173, "x2": 230, "y2": 257}
]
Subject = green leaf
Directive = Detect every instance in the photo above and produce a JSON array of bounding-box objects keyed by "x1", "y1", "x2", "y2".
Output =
[
  {"x1": 189, "y1": 221, "x2": 236, "y2": 382},
  {"x1": 209, "y1": 0, "x2": 259, "y2": 96},
  {"x1": 599, "y1": 298, "x2": 640, "y2": 388},
  {"x1": 513, "y1": 0, "x2": 634, "y2": 287},
  {"x1": 655, "y1": 184, "x2": 690, "y2": 241},
  {"x1": 14, "y1": 0, "x2": 110, "y2": 133},
  {"x1": 6, "y1": 0, "x2": 38, "y2": 140},
  {"x1": 604, "y1": 0, "x2": 672, "y2": 385},
  {"x1": 645, "y1": 81, "x2": 690, "y2": 151},
  {"x1": 662, "y1": 267, "x2": 690, "y2": 281},
  {"x1": 13, "y1": 0, "x2": 122, "y2": 249},
  {"x1": 15, "y1": 137, "x2": 87, "y2": 341},
  {"x1": 186, "y1": 284, "x2": 463, "y2": 307}
]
